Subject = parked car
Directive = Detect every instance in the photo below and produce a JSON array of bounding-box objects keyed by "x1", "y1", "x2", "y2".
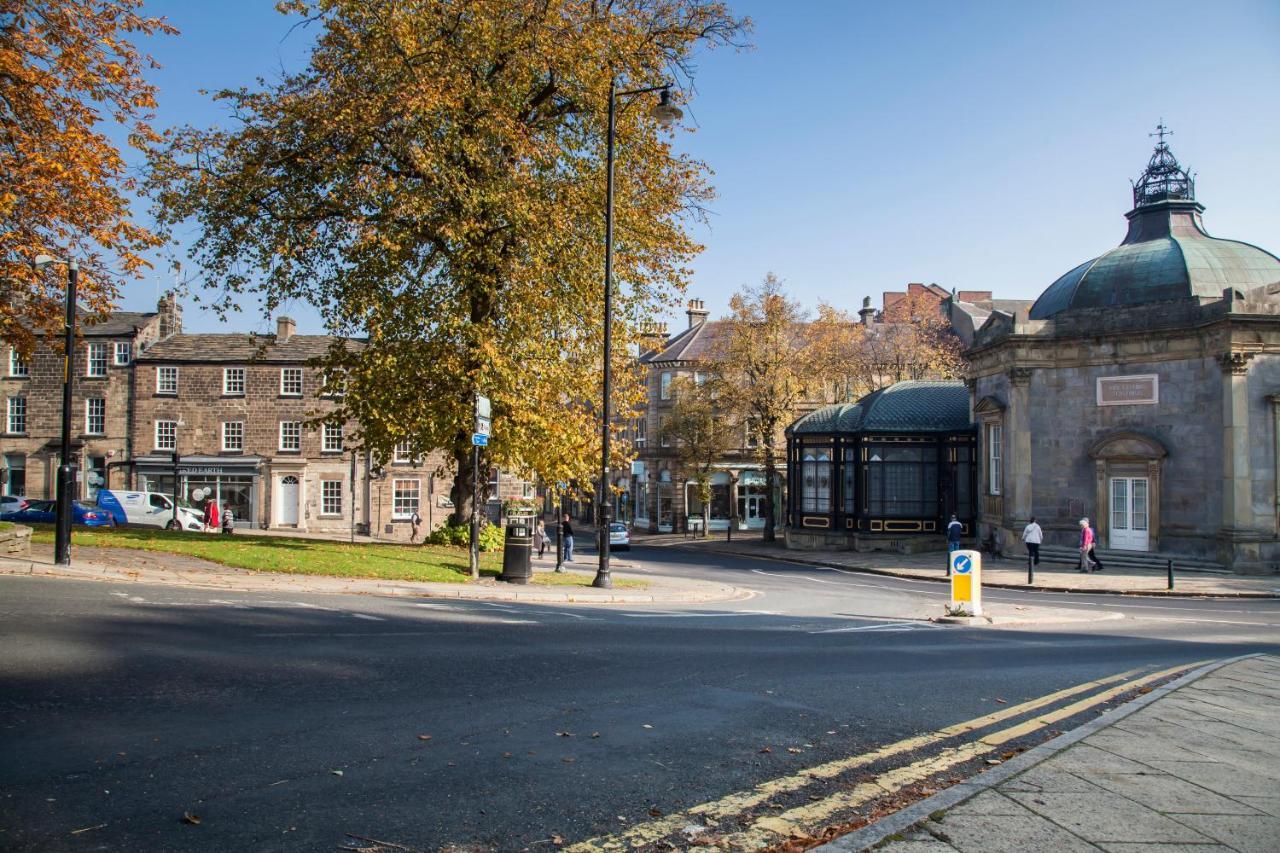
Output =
[
  {"x1": 0, "y1": 495, "x2": 29, "y2": 515},
  {"x1": 0, "y1": 499, "x2": 117, "y2": 527},
  {"x1": 608, "y1": 521, "x2": 631, "y2": 551}
]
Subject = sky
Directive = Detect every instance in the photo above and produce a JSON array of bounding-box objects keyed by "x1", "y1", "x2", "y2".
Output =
[{"x1": 118, "y1": 0, "x2": 1280, "y2": 335}]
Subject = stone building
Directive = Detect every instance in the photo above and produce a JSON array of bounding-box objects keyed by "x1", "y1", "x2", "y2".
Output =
[
  {"x1": 962, "y1": 134, "x2": 1280, "y2": 573},
  {"x1": 0, "y1": 296, "x2": 178, "y2": 501}
]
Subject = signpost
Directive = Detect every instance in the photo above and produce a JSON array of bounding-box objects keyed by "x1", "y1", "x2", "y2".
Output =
[
  {"x1": 949, "y1": 549, "x2": 983, "y2": 616},
  {"x1": 470, "y1": 394, "x2": 491, "y2": 578}
]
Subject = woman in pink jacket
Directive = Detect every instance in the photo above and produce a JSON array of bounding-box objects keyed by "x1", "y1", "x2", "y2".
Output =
[{"x1": 1077, "y1": 518, "x2": 1097, "y2": 573}]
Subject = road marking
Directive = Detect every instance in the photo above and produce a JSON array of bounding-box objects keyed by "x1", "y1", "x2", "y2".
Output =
[
  {"x1": 349, "y1": 613, "x2": 385, "y2": 621},
  {"x1": 619, "y1": 610, "x2": 777, "y2": 619},
  {"x1": 565, "y1": 660, "x2": 1207, "y2": 851},
  {"x1": 811, "y1": 621, "x2": 941, "y2": 634},
  {"x1": 1127, "y1": 616, "x2": 1274, "y2": 627},
  {"x1": 255, "y1": 631, "x2": 445, "y2": 637}
]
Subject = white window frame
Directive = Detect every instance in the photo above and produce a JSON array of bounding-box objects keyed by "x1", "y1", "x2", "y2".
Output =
[
  {"x1": 280, "y1": 367, "x2": 303, "y2": 396},
  {"x1": 393, "y1": 441, "x2": 413, "y2": 464},
  {"x1": 320, "y1": 480, "x2": 343, "y2": 516},
  {"x1": 85, "y1": 398, "x2": 106, "y2": 435},
  {"x1": 8, "y1": 349, "x2": 29, "y2": 377},
  {"x1": 86, "y1": 342, "x2": 108, "y2": 377},
  {"x1": 322, "y1": 422, "x2": 344, "y2": 453},
  {"x1": 987, "y1": 423, "x2": 1002, "y2": 496},
  {"x1": 223, "y1": 367, "x2": 246, "y2": 396},
  {"x1": 113, "y1": 341, "x2": 131, "y2": 366},
  {"x1": 634, "y1": 417, "x2": 647, "y2": 447},
  {"x1": 279, "y1": 421, "x2": 301, "y2": 452},
  {"x1": 156, "y1": 366, "x2": 178, "y2": 395},
  {"x1": 659, "y1": 371, "x2": 672, "y2": 400},
  {"x1": 222, "y1": 421, "x2": 244, "y2": 452},
  {"x1": 392, "y1": 478, "x2": 420, "y2": 520},
  {"x1": 7, "y1": 397, "x2": 27, "y2": 434},
  {"x1": 155, "y1": 420, "x2": 176, "y2": 450}
]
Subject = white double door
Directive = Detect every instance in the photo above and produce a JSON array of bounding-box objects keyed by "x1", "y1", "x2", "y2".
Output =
[{"x1": 1109, "y1": 476, "x2": 1149, "y2": 551}]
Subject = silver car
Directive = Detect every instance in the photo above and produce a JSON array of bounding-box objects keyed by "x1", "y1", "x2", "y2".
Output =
[{"x1": 607, "y1": 521, "x2": 631, "y2": 551}]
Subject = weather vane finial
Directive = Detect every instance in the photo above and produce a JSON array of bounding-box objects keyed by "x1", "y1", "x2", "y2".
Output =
[{"x1": 1150, "y1": 120, "x2": 1172, "y2": 146}]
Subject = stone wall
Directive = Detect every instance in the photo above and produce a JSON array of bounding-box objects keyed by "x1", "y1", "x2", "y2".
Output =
[{"x1": 0, "y1": 523, "x2": 31, "y2": 557}]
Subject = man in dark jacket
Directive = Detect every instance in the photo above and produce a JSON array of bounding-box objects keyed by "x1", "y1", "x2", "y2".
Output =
[{"x1": 561, "y1": 514, "x2": 574, "y2": 563}]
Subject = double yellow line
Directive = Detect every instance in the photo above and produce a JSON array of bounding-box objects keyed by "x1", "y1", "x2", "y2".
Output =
[{"x1": 567, "y1": 661, "x2": 1206, "y2": 851}]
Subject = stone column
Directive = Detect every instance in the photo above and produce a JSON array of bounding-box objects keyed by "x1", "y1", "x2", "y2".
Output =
[
  {"x1": 1219, "y1": 352, "x2": 1257, "y2": 570},
  {"x1": 1007, "y1": 368, "x2": 1034, "y2": 531},
  {"x1": 1271, "y1": 395, "x2": 1280, "y2": 536}
]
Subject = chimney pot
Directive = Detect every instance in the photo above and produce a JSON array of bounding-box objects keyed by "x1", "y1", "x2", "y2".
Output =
[
  {"x1": 277, "y1": 316, "x2": 296, "y2": 344},
  {"x1": 685, "y1": 298, "x2": 710, "y2": 329}
]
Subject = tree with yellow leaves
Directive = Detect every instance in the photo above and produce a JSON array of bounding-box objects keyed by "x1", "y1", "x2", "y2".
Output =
[
  {"x1": 149, "y1": 0, "x2": 747, "y2": 525},
  {"x1": 0, "y1": 0, "x2": 175, "y2": 354},
  {"x1": 660, "y1": 376, "x2": 734, "y2": 537}
]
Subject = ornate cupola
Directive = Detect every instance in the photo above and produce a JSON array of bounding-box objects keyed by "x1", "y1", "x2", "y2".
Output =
[{"x1": 1130, "y1": 122, "x2": 1196, "y2": 208}]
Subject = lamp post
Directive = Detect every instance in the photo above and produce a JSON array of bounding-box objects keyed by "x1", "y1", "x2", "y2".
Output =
[
  {"x1": 594, "y1": 80, "x2": 683, "y2": 589},
  {"x1": 32, "y1": 254, "x2": 78, "y2": 565}
]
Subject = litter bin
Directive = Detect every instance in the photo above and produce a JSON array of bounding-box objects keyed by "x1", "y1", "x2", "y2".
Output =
[{"x1": 499, "y1": 515, "x2": 534, "y2": 584}]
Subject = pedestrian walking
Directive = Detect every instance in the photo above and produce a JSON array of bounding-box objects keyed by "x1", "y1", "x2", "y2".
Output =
[
  {"x1": 1088, "y1": 522, "x2": 1105, "y2": 572},
  {"x1": 409, "y1": 509, "x2": 422, "y2": 542},
  {"x1": 533, "y1": 519, "x2": 547, "y2": 558},
  {"x1": 1077, "y1": 517, "x2": 1096, "y2": 572},
  {"x1": 221, "y1": 504, "x2": 235, "y2": 535},
  {"x1": 561, "y1": 513, "x2": 574, "y2": 563},
  {"x1": 203, "y1": 498, "x2": 219, "y2": 533},
  {"x1": 1021, "y1": 516, "x2": 1043, "y2": 566},
  {"x1": 946, "y1": 514, "x2": 963, "y2": 552}
]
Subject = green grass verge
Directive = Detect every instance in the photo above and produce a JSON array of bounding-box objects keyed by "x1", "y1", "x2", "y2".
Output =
[{"x1": 26, "y1": 525, "x2": 647, "y2": 588}]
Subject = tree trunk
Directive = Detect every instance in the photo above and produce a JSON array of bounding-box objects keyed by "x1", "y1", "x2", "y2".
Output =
[
  {"x1": 762, "y1": 450, "x2": 777, "y2": 543},
  {"x1": 449, "y1": 437, "x2": 477, "y2": 527}
]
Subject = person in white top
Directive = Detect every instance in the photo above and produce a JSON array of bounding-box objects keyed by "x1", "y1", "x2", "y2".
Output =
[{"x1": 1021, "y1": 516, "x2": 1043, "y2": 566}]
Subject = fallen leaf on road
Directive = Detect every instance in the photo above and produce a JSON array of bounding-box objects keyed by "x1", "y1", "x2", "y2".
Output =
[
  {"x1": 985, "y1": 759, "x2": 1002, "y2": 765},
  {"x1": 562, "y1": 757, "x2": 575, "y2": 763},
  {"x1": 556, "y1": 731, "x2": 574, "y2": 737},
  {"x1": 649, "y1": 807, "x2": 664, "y2": 817},
  {"x1": 786, "y1": 747, "x2": 803, "y2": 754},
  {"x1": 826, "y1": 731, "x2": 837, "y2": 735},
  {"x1": 417, "y1": 735, "x2": 432, "y2": 741},
  {"x1": 551, "y1": 835, "x2": 564, "y2": 846},
  {"x1": 503, "y1": 752, "x2": 513, "y2": 758},
  {"x1": 590, "y1": 732, "x2": 600, "y2": 739},
  {"x1": 331, "y1": 770, "x2": 344, "y2": 776},
  {"x1": 994, "y1": 698, "x2": 1007, "y2": 704},
  {"x1": 642, "y1": 724, "x2": 653, "y2": 729},
  {"x1": 759, "y1": 746, "x2": 772, "y2": 753},
  {"x1": 181, "y1": 812, "x2": 201, "y2": 825}
]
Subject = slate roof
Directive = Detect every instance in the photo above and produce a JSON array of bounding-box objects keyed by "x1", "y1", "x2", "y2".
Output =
[
  {"x1": 640, "y1": 320, "x2": 727, "y2": 364},
  {"x1": 788, "y1": 381, "x2": 971, "y2": 435},
  {"x1": 137, "y1": 332, "x2": 360, "y2": 363}
]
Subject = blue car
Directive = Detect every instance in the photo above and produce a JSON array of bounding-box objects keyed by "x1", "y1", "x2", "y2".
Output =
[{"x1": 0, "y1": 499, "x2": 117, "y2": 527}]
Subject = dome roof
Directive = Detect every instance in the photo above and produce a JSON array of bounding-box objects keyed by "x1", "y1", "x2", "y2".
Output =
[
  {"x1": 1030, "y1": 133, "x2": 1280, "y2": 320},
  {"x1": 789, "y1": 381, "x2": 970, "y2": 435}
]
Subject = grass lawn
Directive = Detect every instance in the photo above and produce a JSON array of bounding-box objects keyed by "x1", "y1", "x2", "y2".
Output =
[{"x1": 26, "y1": 525, "x2": 648, "y2": 588}]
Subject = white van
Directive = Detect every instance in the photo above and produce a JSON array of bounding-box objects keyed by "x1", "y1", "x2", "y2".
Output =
[{"x1": 97, "y1": 490, "x2": 207, "y2": 531}]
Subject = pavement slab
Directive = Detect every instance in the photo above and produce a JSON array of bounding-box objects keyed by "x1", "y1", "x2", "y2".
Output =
[{"x1": 825, "y1": 655, "x2": 1280, "y2": 853}]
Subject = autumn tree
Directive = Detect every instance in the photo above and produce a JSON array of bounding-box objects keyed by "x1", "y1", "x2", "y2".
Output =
[
  {"x1": 149, "y1": 0, "x2": 747, "y2": 525},
  {"x1": 0, "y1": 0, "x2": 175, "y2": 354},
  {"x1": 706, "y1": 273, "x2": 817, "y2": 543},
  {"x1": 659, "y1": 376, "x2": 734, "y2": 537}
]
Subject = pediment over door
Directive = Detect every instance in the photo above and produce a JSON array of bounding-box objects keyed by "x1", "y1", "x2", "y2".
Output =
[
  {"x1": 974, "y1": 395, "x2": 1006, "y2": 415},
  {"x1": 1089, "y1": 431, "x2": 1167, "y2": 461}
]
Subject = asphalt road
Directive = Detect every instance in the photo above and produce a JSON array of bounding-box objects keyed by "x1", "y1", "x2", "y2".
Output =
[{"x1": 2, "y1": 544, "x2": 1277, "y2": 851}]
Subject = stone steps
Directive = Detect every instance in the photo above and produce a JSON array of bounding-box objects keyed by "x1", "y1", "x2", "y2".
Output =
[{"x1": 1036, "y1": 544, "x2": 1229, "y2": 574}]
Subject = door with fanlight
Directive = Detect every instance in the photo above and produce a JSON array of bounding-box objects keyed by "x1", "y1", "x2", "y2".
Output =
[
  {"x1": 278, "y1": 475, "x2": 300, "y2": 527},
  {"x1": 1109, "y1": 477, "x2": 1149, "y2": 551}
]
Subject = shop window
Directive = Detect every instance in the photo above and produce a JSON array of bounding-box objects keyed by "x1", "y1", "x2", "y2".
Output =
[
  {"x1": 86, "y1": 456, "x2": 106, "y2": 502},
  {"x1": 321, "y1": 480, "x2": 342, "y2": 516},
  {"x1": 865, "y1": 444, "x2": 938, "y2": 517},
  {"x1": 86, "y1": 342, "x2": 108, "y2": 377},
  {"x1": 392, "y1": 479, "x2": 420, "y2": 519},
  {"x1": 85, "y1": 398, "x2": 105, "y2": 435}
]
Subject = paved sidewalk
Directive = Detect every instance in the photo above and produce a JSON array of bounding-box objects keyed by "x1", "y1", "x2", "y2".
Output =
[
  {"x1": 0, "y1": 546, "x2": 747, "y2": 605},
  {"x1": 826, "y1": 654, "x2": 1280, "y2": 852},
  {"x1": 654, "y1": 535, "x2": 1280, "y2": 598}
]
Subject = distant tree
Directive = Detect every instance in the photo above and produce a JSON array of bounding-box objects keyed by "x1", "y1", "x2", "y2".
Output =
[
  {"x1": 0, "y1": 0, "x2": 175, "y2": 353},
  {"x1": 659, "y1": 377, "x2": 734, "y2": 536},
  {"x1": 149, "y1": 0, "x2": 748, "y2": 527},
  {"x1": 706, "y1": 273, "x2": 816, "y2": 542}
]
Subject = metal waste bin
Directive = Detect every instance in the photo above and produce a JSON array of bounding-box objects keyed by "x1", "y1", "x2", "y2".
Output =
[{"x1": 499, "y1": 514, "x2": 534, "y2": 584}]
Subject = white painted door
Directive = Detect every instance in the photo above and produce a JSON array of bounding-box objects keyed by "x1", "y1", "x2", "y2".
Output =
[
  {"x1": 1109, "y1": 477, "x2": 1149, "y2": 551},
  {"x1": 278, "y1": 476, "x2": 300, "y2": 526}
]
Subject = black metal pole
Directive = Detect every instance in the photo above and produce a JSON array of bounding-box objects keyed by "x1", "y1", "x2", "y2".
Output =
[
  {"x1": 349, "y1": 450, "x2": 356, "y2": 543},
  {"x1": 470, "y1": 441, "x2": 479, "y2": 578},
  {"x1": 1027, "y1": 551, "x2": 1034, "y2": 585},
  {"x1": 594, "y1": 77, "x2": 617, "y2": 590},
  {"x1": 54, "y1": 261, "x2": 78, "y2": 564},
  {"x1": 171, "y1": 449, "x2": 179, "y2": 530},
  {"x1": 556, "y1": 490, "x2": 565, "y2": 573},
  {"x1": 1167, "y1": 559, "x2": 1174, "y2": 591}
]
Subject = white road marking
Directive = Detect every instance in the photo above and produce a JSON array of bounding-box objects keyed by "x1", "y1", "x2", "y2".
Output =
[
  {"x1": 621, "y1": 610, "x2": 777, "y2": 619},
  {"x1": 1127, "y1": 616, "x2": 1275, "y2": 627},
  {"x1": 498, "y1": 619, "x2": 539, "y2": 625},
  {"x1": 810, "y1": 622, "x2": 941, "y2": 634},
  {"x1": 350, "y1": 613, "x2": 385, "y2": 621}
]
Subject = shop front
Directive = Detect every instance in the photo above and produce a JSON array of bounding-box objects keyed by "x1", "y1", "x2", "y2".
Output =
[{"x1": 134, "y1": 455, "x2": 263, "y2": 529}]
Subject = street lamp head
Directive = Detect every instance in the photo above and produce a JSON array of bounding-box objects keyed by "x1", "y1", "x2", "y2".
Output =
[
  {"x1": 650, "y1": 87, "x2": 683, "y2": 128},
  {"x1": 32, "y1": 254, "x2": 57, "y2": 270}
]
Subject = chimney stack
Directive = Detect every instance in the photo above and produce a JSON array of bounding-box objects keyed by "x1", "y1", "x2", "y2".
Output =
[
  {"x1": 157, "y1": 292, "x2": 183, "y2": 339},
  {"x1": 686, "y1": 298, "x2": 709, "y2": 329},
  {"x1": 277, "y1": 316, "x2": 296, "y2": 344},
  {"x1": 639, "y1": 320, "x2": 668, "y2": 353},
  {"x1": 858, "y1": 295, "x2": 876, "y2": 326}
]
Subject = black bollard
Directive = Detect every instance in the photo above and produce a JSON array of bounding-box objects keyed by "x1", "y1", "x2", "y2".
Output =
[
  {"x1": 1167, "y1": 559, "x2": 1174, "y2": 591},
  {"x1": 1028, "y1": 552, "x2": 1034, "y2": 585}
]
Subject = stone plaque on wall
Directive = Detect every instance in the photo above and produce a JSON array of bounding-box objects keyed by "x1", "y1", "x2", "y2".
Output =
[{"x1": 1096, "y1": 374, "x2": 1158, "y2": 406}]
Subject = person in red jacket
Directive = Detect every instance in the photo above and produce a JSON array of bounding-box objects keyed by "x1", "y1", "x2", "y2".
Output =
[
  {"x1": 1077, "y1": 518, "x2": 1097, "y2": 573},
  {"x1": 203, "y1": 498, "x2": 219, "y2": 533}
]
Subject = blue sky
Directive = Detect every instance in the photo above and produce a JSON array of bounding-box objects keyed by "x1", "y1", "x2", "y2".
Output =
[{"x1": 122, "y1": 0, "x2": 1280, "y2": 333}]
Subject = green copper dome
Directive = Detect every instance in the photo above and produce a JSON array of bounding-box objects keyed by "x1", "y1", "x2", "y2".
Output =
[{"x1": 1030, "y1": 135, "x2": 1280, "y2": 320}]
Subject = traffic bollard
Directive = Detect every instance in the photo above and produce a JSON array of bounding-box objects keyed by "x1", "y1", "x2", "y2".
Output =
[
  {"x1": 1167, "y1": 559, "x2": 1174, "y2": 591},
  {"x1": 1027, "y1": 552, "x2": 1034, "y2": 585}
]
